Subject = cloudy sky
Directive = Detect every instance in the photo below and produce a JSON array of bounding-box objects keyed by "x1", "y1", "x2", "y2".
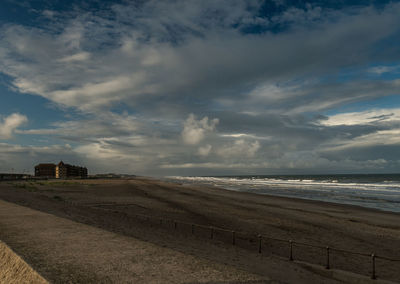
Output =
[{"x1": 1, "y1": 0, "x2": 400, "y2": 176}]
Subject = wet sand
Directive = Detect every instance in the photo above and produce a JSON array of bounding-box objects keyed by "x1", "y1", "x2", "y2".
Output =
[{"x1": 0, "y1": 177, "x2": 399, "y2": 283}]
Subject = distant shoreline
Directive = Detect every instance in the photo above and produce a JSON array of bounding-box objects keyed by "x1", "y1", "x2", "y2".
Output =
[{"x1": 165, "y1": 174, "x2": 400, "y2": 213}]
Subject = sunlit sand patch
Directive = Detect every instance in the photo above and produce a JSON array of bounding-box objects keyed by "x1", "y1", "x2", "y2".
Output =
[{"x1": 0, "y1": 240, "x2": 48, "y2": 284}]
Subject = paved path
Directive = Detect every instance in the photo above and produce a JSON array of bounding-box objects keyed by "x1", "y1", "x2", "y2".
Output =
[{"x1": 0, "y1": 200, "x2": 269, "y2": 283}]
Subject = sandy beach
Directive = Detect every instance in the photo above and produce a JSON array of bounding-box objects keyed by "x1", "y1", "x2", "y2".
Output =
[{"x1": 0, "y1": 177, "x2": 399, "y2": 283}]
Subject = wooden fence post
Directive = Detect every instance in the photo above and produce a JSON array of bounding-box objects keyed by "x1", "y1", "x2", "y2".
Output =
[
  {"x1": 258, "y1": 235, "x2": 262, "y2": 253},
  {"x1": 289, "y1": 240, "x2": 293, "y2": 261},
  {"x1": 210, "y1": 227, "x2": 214, "y2": 239},
  {"x1": 326, "y1": 247, "x2": 330, "y2": 269},
  {"x1": 371, "y1": 253, "x2": 376, "y2": 280}
]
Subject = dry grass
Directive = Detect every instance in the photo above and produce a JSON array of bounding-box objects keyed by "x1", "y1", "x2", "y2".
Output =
[{"x1": 0, "y1": 241, "x2": 47, "y2": 284}]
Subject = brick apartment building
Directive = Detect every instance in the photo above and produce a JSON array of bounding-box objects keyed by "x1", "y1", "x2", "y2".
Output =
[
  {"x1": 34, "y1": 163, "x2": 56, "y2": 178},
  {"x1": 55, "y1": 161, "x2": 88, "y2": 178},
  {"x1": 34, "y1": 161, "x2": 88, "y2": 179}
]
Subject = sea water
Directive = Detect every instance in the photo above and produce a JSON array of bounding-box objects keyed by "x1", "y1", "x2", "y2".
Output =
[{"x1": 166, "y1": 174, "x2": 400, "y2": 213}]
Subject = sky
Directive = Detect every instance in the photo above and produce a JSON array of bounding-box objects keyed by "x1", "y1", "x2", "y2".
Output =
[{"x1": 0, "y1": 0, "x2": 400, "y2": 176}]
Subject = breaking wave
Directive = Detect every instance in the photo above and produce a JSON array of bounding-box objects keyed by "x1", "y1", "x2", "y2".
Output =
[{"x1": 166, "y1": 174, "x2": 400, "y2": 213}]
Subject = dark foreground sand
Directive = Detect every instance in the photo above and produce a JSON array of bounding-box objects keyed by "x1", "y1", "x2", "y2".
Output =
[
  {"x1": 0, "y1": 177, "x2": 399, "y2": 283},
  {"x1": 0, "y1": 199, "x2": 268, "y2": 283}
]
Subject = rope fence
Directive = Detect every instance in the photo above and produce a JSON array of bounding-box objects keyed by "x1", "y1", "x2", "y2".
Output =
[{"x1": 64, "y1": 201, "x2": 400, "y2": 281}]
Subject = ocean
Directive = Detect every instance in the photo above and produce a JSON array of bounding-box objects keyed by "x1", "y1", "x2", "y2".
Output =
[{"x1": 166, "y1": 174, "x2": 400, "y2": 213}]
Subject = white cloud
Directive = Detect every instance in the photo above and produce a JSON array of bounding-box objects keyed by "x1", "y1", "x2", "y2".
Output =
[
  {"x1": 58, "y1": 52, "x2": 90, "y2": 63},
  {"x1": 220, "y1": 133, "x2": 272, "y2": 140},
  {"x1": 160, "y1": 162, "x2": 267, "y2": 169},
  {"x1": 323, "y1": 129, "x2": 400, "y2": 151},
  {"x1": 17, "y1": 112, "x2": 140, "y2": 139},
  {"x1": 182, "y1": 114, "x2": 219, "y2": 145},
  {"x1": 216, "y1": 139, "x2": 260, "y2": 158},
  {"x1": 368, "y1": 65, "x2": 399, "y2": 75},
  {"x1": 0, "y1": 143, "x2": 78, "y2": 173},
  {"x1": 42, "y1": 10, "x2": 56, "y2": 19},
  {"x1": 0, "y1": 113, "x2": 28, "y2": 139},
  {"x1": 320, "y1": 108, "x2": 400, "y2": 126},
  {"x1": 159, "y1": 155, "x2": 392, "y2": 171},
  {"x1": 73, "y1": 138, "x2": 162, "y2": 174},
  {"x1": 198, "y1": 144, "x2": 212, "y2": 156}
]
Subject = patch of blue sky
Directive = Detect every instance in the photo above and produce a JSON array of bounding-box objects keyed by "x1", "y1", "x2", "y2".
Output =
[
  {"x1": 325, "y1": 94, "x2": 400, "y2": 116},
  {"x1": 10, "y1": 133, "x2": 71, "y2": 148},
  {"x1": 277, "y1": 0, "x2": 394, "y2": 10},
  {"x1": 250, "y1": 0, "x2": 397, "y2": 33},
  {"x1": 313, "y1": 62, "x2": 400, "y2": 86},
  {"x1": 0, "y1": 0, "x2": 123, "y2": 30},
  {"x1": 0, "y1": 74, "x2": 86, "y2": 132},
  {"x1": 371, "y1": 27, "x2": 400, "y2": 57},
  {"x1": 320, "y1": 62, "x2": 400, "y2": 116},
  {"x1": 109, "y1": 103, "x2": 135, "y2": 116},
  {"x1": 0, "y1": 1, "x2": 37, "y2": 26}
]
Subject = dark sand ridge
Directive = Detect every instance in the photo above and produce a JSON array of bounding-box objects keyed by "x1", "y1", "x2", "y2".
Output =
[{"x1": 0, "y1": 178, "x2": 399, "y2": 283}]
